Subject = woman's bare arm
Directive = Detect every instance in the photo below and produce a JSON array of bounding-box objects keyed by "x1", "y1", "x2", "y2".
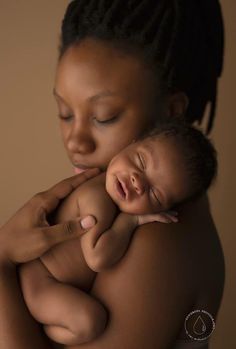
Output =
[{"x1": 0, "y1": 170, "x2": 99, "y2": 349}]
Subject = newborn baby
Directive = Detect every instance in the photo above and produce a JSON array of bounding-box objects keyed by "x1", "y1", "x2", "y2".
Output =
[{"x1": 19, "y1": 122, "x2": 217, "y2": 346}]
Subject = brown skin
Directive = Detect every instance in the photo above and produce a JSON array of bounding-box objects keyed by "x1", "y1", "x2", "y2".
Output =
[
  {"x1": 106, "y1": 135, "x2": 192, "y2": 214},
  {"x1": 0, "y1": 38, "x2": 225, "y2": 349},
  {"x1": 54, "y1": 39, "x2": 163, "y2": 171}
]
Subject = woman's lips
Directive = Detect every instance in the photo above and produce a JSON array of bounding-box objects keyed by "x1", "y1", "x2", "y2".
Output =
[
  {"x1": 73, "y1": 167, "x2": 87, "y2": 174},
  {"x1": 73, "y1": 164, "x2": 92, "y2": 174}
]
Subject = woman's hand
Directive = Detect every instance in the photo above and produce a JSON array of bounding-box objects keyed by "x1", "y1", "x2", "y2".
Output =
[{"x1": 0, "y1": 168, "x2": 100, "y2": 266}]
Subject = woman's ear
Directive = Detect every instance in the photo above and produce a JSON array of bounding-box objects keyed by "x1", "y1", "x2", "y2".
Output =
[{"x1": 166, "y1": 92, "x2": 189, "y2": 118}]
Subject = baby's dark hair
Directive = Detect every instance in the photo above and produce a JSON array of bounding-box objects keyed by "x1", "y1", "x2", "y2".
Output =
[
  {"x1": 145, "y1": 121, "x2": 217, "y2": 201},
  {"x1": 60, "y1": 0, "x2": 224, "y2": 134}
]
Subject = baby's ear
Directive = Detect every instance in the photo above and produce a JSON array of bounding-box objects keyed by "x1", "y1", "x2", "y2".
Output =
[{"x1": 166, "y1": 92, "x2": 189, "y2": 118}]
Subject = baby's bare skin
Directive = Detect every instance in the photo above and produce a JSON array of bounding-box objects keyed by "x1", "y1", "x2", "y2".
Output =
[
  {"x1": 19, "y1": 172, "x2": 149, "y2": 346},
  {"x1": 39, "y1": 173, "x2": 112, "y2": 291}
]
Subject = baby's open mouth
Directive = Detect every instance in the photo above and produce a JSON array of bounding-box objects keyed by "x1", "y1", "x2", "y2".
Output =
[{"x1": 115, "y1": 177, "x2": 128, "y2": 200}]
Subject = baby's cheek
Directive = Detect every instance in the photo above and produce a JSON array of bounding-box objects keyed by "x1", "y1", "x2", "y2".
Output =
[{"x1": 119, "y1": 197, "x2": 152, "y2": 215}]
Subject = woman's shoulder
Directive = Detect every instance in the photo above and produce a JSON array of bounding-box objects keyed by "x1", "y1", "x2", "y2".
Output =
[
  {"x1": 92, "y1": 194, "x2": 225, "y2": 330},
  {"x1": 129, "y1": 194, "x2": 225, "y2": 308},
  {"x1": 94, "y1": 193, "x2": 225, "y2": 285}
]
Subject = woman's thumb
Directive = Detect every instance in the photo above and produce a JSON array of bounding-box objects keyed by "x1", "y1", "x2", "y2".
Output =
[
  {"x1": 40, "y1": 215, "x2": 96, "y2": 249},
  {"x1": 80, "y1": 216, "x2": 96, "y2": 230}
]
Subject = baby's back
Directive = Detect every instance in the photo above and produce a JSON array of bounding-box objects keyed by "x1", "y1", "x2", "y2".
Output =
[{"x1": 40, "y1": 173, "x2": 109, "y2": 291}]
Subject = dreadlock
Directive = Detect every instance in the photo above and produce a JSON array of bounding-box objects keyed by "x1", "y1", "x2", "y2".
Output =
[{"x1": 60, "y1": 0, "x2": 224, "y2": 134}]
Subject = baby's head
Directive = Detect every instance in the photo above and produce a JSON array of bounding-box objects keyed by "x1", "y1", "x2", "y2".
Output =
[{"x1": 105, "y1": 121, "x2": 217, "y2": 214}]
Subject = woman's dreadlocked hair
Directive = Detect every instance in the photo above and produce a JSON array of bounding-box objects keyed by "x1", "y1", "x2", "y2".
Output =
[{"x1": 60, "y1": 0, "x2": 224, "y2": 134}]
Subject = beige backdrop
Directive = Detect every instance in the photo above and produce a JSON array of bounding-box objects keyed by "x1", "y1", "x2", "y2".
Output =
[{"x1": 0, "y1": 1, "x2": 235, "y2": 348}]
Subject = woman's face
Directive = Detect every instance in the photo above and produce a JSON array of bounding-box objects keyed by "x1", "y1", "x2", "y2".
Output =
[{"x1": 54, "y1": 38, "x2": 165, "y2": 172}]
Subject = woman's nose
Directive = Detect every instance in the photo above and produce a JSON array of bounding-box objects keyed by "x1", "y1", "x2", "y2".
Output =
[
  {"x1": 130, "y1": 172, "x2": 147, "y2": 195},
  {"x1": 66, "y1": 126, "x2": 96, "y2": 155}
]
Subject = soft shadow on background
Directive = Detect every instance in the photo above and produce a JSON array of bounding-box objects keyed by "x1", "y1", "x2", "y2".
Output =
[{"x1": 0, "y1": 1, "x2": 235, "y2": 348}]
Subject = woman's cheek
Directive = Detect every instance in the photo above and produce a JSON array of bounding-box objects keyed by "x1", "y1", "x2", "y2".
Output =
[{"x1": 99, "y1": 135, "x2": 129, "y2": 162}]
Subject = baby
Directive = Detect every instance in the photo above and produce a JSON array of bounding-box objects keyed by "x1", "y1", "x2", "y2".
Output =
[{"x1": 19, "y1": 121, "x2": 217, "y2": 346}]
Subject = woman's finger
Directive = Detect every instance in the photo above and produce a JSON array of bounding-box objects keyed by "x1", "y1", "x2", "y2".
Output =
[
  {"x1": 4, "y1": 216, "x2": 97, "y2": 265},
  {"x1": 38, "y1": 216, "x2": 96, "y2": 253}
]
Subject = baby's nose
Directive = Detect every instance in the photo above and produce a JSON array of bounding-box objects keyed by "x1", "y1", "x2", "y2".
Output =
[{"x1": 130, "y1": 173, "x2": 146, "y2": 195}]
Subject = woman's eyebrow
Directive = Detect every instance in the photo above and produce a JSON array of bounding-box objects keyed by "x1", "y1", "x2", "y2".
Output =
[
  {"x1": 87, "y1": 90, "x2": 121, "y2": 103},
  {"x1": 53, "y1": 88, "x2": 68, "y2": 104},
  {"x1": 53, "y1": 88, "x2": 122, "y2": 104}
]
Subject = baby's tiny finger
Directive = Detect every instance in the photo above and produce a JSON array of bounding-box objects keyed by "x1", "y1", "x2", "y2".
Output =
[
  {"x1": 171, "y1": 216, "x2": 179, "y2": 222},
  {"x1": 163, "y1": 212, "x2": 178, "y2": 223},
  {"x1": 165, "y1": 214, "x2": 178, "y2": 222},
  {"x1": 158, "y1": 216, "x2": 172, "y2": 224}
]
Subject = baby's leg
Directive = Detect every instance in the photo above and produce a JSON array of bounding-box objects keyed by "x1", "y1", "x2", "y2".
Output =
[{"x1": 19, "y1": 259, "x2": 108, "y2": 346}]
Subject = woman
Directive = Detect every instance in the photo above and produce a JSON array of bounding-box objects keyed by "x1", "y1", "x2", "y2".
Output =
[{"x1": 0, "y1": 1, "x2": 225, "y2": 348}]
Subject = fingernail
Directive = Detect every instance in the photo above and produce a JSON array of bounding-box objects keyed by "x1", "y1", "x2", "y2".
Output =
[{"x1": 80, "y1": 216, "x2": 96, "y2": 229}]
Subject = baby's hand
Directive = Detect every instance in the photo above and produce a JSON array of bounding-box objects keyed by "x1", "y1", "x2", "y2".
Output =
[{"x1": 136, "y1": 211, "x2": 178, "y2": 226}]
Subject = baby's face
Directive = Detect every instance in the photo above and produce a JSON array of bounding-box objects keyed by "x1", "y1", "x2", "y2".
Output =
[{"x1": 106, "y1": 135, "x2": 191, "y2": 214}]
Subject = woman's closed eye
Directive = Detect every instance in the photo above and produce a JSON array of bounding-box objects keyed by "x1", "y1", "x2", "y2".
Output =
[
  {"x1": 93, "y1": 113, "x2": 121, "y2": 125},
  {"x1": 58, "y1": 113, "x2": 121, "y2": 125},
  {"x1": 58, "y1": 113, "x2": 73, "y2": 122}
]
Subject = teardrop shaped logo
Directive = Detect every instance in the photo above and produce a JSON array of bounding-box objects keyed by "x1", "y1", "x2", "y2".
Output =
[
  {"x1": 184, "y1": 310, "x2": 215, "y2": 341},
  {"x1": 193, "y1": 315, "x2": 207, "y2": 335}
]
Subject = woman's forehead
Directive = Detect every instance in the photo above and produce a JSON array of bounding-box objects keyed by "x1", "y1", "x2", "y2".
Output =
[{"x1": 55, "y1": 39, "x2": 156, "y2": 103}]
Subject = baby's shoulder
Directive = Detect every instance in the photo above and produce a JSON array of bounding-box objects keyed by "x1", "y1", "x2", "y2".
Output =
[
  {"x1": 76, "y1": 172, "x2": 108, "y2": 201},
  {"x1": 53, "y1": 173, "x2": 108, "y2": 222},
  {"x1": 75, "y1": 172, "x2": 115, "y2": 215}
]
